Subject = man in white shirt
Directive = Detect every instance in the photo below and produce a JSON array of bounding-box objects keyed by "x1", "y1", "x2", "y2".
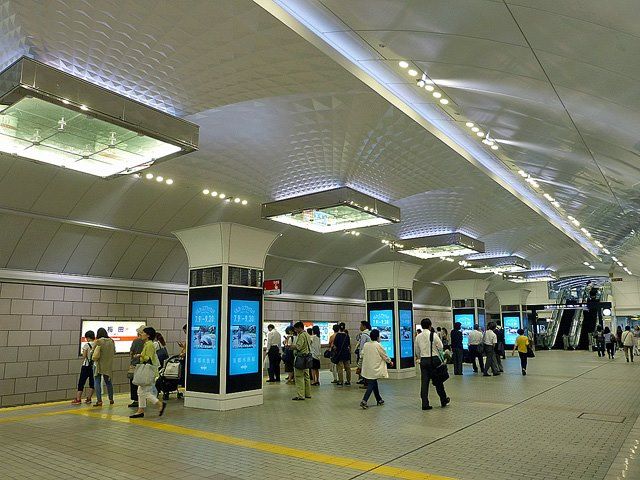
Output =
[
  {"x1": 414, "y1": 318, "x2": 450, "y2": 410},
  {"x1": 266, "y1": 324, "x2": 282, "y2": 382},
  {"x1": 482, "y1": 322, "x2": 501, "y2": 376},
  {"x1": 467, "y1": 324, "x2": 485, "y2": 374}
]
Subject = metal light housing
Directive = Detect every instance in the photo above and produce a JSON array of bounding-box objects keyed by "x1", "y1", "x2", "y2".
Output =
[
  {"x1": 261, "y1": 187, "x2": 400, "y2": 233},
  {"x1": 504, "y1": 270, "x2": 558, "y2": 283},
  {"x1": 465, "y1": 255, "x2": 531, "y2": 274},
  {"x1": 0, "y1": 57, "x2": 198, "y2": 178},
  {"x1": 396, "y1": 233, "x2": 484, "y2": 259}
]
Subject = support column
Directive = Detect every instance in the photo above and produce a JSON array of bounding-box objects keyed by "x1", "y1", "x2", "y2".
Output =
[
  {"x1": 357, "y1": 261, "x2": 422, "y2": 379},
  {"x1": 443, "y1": 279, "x2": 488, "y2": 349},
  {"x1": 174, "y1": 223, "x2": 279, "y2": 411},
  {"x1": 494, "y1": 289, "x2": 531, "y2": 347}
]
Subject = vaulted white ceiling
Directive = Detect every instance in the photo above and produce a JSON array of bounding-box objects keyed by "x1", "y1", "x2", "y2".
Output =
[{"x1": 0, "y1": 0, "x2": 637, "y2": 304}]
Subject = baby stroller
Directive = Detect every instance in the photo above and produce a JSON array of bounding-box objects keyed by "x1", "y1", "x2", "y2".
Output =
[{"x1": 156, "y1": 355, "x2": 184, "y2": 400}]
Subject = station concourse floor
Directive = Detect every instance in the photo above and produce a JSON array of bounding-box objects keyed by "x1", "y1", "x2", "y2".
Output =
[{"x1": 1, "y1": 351, "x2": 639, "y2": 480}]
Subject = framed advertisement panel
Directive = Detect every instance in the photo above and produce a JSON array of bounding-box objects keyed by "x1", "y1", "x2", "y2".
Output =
[
  {"x1": 398, "y1": 302, "x2": 415, "y2": 369},
  {"x1": 367, "y1": 302, "x2": 395, "y2": 359},
  {"x1": 187, "y1": 286, "x2": 222, "y2": 394}
]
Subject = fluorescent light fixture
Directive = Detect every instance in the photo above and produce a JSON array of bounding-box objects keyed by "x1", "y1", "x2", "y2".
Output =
[
  {"x1": 617, "y1": 261, "x2": 623, "y2": 266},
  {"x1": 504, "y1": 270, "x2": 558, "y2": 283},
  {"x1": 262, "y1": 187, "x2": 400, "y2": 233},
  {"x1": 464, "y1": 255, "x2": 530, "y2": 274},
  {"x1": 583, "y1": 261, "x2": 590, "y2": 266},
  {"x1": 0, "y1": 57, "x2": 198, "y2": 178},
  {"x1": 603, "y1": 248, "x2": 610, "y2": 254},
  {"x1": 588, "y1": 265, "x2": 595, "y2": 269},
  {"x1": 518, "y1": 170, "x2": 528, "y2": 177},
  {"x1": 395, "y1": 233, "x2": 485, "y2": 260},
  {"x1": 611, "y1": 256, "x2": 618, "y2": 261}
]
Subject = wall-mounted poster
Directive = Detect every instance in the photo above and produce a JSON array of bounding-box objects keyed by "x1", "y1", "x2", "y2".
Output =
[{"x1": 79, "y1": 320, "x2": 145, "y2": 355}]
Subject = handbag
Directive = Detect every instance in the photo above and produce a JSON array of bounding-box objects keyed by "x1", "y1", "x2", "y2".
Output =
[
  {"x1": 526, "y1": 345, "x2": 535, "y2": 358},
  {"x1": 132, "y1": 362, "x2": 157, "y2": 386},
  {"x1": 294, "y1": 334, "x2": 314, "y2": 370},
  {"x1": 323, "y1": 349, "x2": 332, "y2": 358},
  {"x1": 430, "y1": 332, "x2": 449, "y2": 384}
]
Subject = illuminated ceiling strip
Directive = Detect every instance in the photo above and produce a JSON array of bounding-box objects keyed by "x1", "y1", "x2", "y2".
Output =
[{"x1": 254, "y1": 0, "x2": 598, "y2": 257}]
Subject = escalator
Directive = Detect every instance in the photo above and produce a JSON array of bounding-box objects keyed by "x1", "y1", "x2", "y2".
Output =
[{"x1": 553, "y1": 302, "x2": 578, "y2": 349}]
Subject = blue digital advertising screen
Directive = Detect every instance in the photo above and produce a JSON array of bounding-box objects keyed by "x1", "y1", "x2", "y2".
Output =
[
  {"x1": 189, "y1": 300, "x2": 220, "y2": 377},
  {"x1": 399, "y1": 309, "x2": 413, "y2": 359},
  {"x1": 229, "y1": 299, "x2": 260, "y2": 376},
  {"x1": 454, "y1": 312, "x2": 475, "y2": 349},
  {"x1": 370, "y1": 309, "x2": 395, "y2": 358},
  {"x1": 503, "y1": 315, "x2": 520, "y2": 345}
]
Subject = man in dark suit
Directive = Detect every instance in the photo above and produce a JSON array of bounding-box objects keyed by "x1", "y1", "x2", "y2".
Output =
[
  {"x1": 495, "y1": 321, "x2": 505, "y2": 372},
  {"x1": 450, "y1": 322, "x2": 464, "y2": 375}
]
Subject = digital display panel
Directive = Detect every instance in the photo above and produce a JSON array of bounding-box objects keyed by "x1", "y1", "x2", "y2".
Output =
[
  {"x1": 303, "y1": 321, "x2": 331, "y2": 345},
  {"x1": 80, "y1": 320, "x2": 145, "y2": 355},
  {"x1": 229, "y1": 299, "x2": 260, "y2": 375},
  {"x1": 189, "y1": 300, "x2": 220, "y2": 377},
  {"x1": 454, "y1": 312, "x2": 475, "y2": 349},
  {"x1": 399, "y1": 309, "x2": 413, "y2": 358},
  {"x1": 503, "y1": 315, "x2": 520, "y2": 345},
  {"x1": 369, "y1": 309, "x2": 395, "y2": 358}
]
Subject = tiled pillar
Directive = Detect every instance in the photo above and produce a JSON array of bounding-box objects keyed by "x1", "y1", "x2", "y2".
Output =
[
  {"x1": 357, "y1": 261, "x2": 422, "y2": 379},
  {"x1": 174, "y1": 223, "x2": 279, "y2": 411},
  {"x1": 443, "y1": 279, "x2": 489, "y2": 349}
]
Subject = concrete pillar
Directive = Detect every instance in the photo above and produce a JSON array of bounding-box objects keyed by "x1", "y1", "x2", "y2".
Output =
[
  {"x1": 357, "y1": 261, "x2": 422, "y2": 379},
  {"x1": 174, "y1": 223, "x2": 279, "y2": 411},
  {"x1": 443, "y1": 279, "x2": 489, "y2": 349},
  {"x1": 493, "y1": 289, "x2": 531, "y2": 346}
]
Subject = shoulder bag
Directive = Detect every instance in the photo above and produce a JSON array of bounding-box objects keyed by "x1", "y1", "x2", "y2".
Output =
[
  {"x1": 430, "y1": 332, "x2": 449, "y2": 384},
  {"x1": 294, "y1": 334, "x2": 314, "y2": 370},
  {"x1": 132, "y1": 361, "x2": 157, "y2": 386},
  {"x1": 526, "y1": 343, "x2": 535, "y2": 358}
]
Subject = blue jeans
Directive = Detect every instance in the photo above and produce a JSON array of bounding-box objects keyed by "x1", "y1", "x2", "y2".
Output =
[
  {"x1": 94, "y1": 374, "x2": 113, "y2": 402},
  {"x1": 362, "y1": 379, "x2": 382, "y2": 403}
]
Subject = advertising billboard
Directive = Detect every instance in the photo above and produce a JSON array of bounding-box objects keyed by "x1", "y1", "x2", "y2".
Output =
[
  {"x1": 369, "y1": 309, "x2": 395, "y2": 359},
  {"x1": 229, "y1": 299, "x2": 260, "y2": 376},
  {"x1": 80, "y1": 320, "x2": 145, "y2": 355},
  {"x1": 189, "y1": 300, "x2": 220, "y2": 377},
  {"x1": 454, "y1": 311, "x2": 475, "y2": 349},
  {"x1": 399, "y1": 309, "x2": 413, "y2": 359},
  {"x1": 503, "y1": 315, "x2": 520, "y2": 345}
]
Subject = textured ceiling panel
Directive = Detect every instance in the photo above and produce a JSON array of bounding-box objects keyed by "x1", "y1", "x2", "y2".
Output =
[
  {"x1": 63, "y1": 229, "x2": 113, "y2": 275},
  {"x1": 5, "y1": 219, "x2": 61, "y2": 270},
  {"x1": 36, "y1": 223, "x2": 87, "y2": 273},
  {"x1": 131, "y1": 239, "x2": 179, "y2": 281},
  {"x1": 110, "y1": 236, "x2": 159, "y2": 280},
  {"x1": 0, "y1": 213, "x2": 30, "y2": 267}
]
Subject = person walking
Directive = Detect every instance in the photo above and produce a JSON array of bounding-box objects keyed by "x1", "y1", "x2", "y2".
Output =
[
  {"x1": 92, "y1": 327, "x2": 116, "y2": 407},
  {"x1": 482, "y1": 322, "x2": 501, "y2": 376},
  {"x1": 594, "y1": 325, "x2": 605, "y2": 358},
  {"x1": 265, "y1": 324, "x2": 282, "y2": 383},
  {"x1": 512, "y1": 329, "x2": 531, "y2": 375},
  {"x1": 328, "y1": 324, "x2": 340, "y2": 384},
  {"x1": 310, "y1": 325, "x2": 322, "y2": 385},
  {"x1": 622, "y1": 326, "x2": 635, "y2": 362},
  {"x1": 128, "y1": 325, "x2": 146, "y2": 408},
  {"x1": 604, "y1": 327, "x2": 616, "y2": 359},
  {"x1": 290, "y1": 322, "x2": 312, "y2": 400},
  {"x1": 356, "y1": 321, "x2": 371, "y2": 387},
  {"x1": 72, "y1": 330, "x2": 95, "y2": 404},
  {"x1": 332, "y1": 322, "x2": 352, "y2": 386},
  {"x1": 359, "y1": 329, "x2": 394, "y2": 409},
  {"x1": 415, "y1": 318, "x2": 450, "y2": 410},
  {"x1": 616, "y1": 325, "x2": 624, "y2": 350},
  {"x1": 468, "y1": 324, "x2": 485, "y2": 374},
  {"x1": 450, "y1": 322, "x2": 464, "y2": 375},
  {"x1": 130, "y1": 326, "x2": 167, "y2": 418}
]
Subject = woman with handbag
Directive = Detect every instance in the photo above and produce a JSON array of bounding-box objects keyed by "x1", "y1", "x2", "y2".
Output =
[
  {"x1": 130, "y1": 326, "x2": 167, "y2": 418},
  {"x1": 92, "y1": 328, "x2": 116, "y2": 407},
  {"x1": 512, "y1": 329, "x2": 531, "y2": 375},
  {"x1": 414, "y1": 318, "x2": 450, "y2": 410},
  {"x1": 359, "y1": 329, "x2": 393, "y2": 409},
  {"x1": 290, "y1": 322, "x2": 312, "y2": 401}
]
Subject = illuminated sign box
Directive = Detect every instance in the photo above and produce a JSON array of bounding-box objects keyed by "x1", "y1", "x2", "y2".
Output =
[
  {"x1": 0, "y1": 57, "x2": 198, "y2": 178},
  {"x1": 79, "y1": 320, "x2": 145, "y2": 355},
  {"x1": 263, "y1": 279, "x2": 282, "y2": 296},
  {"x1": 261, "y1": 187, "x2": 400, "y2": 233}
]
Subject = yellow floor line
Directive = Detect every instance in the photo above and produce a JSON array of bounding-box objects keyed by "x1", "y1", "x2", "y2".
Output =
[
  {"x1": 0, "y1": 393, "x2": 130, "y2": 413},
  {"x1": 66, "y1": 410, "x2": 455, "y2": 480},
  {"x1": 0, "y1": 410, "x2": 67, "y2": 424}
]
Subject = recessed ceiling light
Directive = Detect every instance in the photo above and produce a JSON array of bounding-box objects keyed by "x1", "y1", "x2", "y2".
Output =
[
  {"x1": 219, "y1": 193, "x2": 226, "y2": 199},
  {"x1": 80, "y1": 104, "x2": 89, "y2": 111},
  {"x1": 432, "y1": 91, "x2": 442, "y2": 98},
  {"x1": 439, "y1": 98, "x2": 449, "y2": 105},
  {"x1": 234, "y1": 197, "x2": 241, "y2": 203},
  {"x1": 165, "y1": 178, "x2": 173, "y2": 185},
  {"x1": 408, "y1": 69, "x2": 418, "y2": 77},
  {"x1": 472, "y1": 127, "x2": 480, "y2": 133},
  {"x1": 425, "y1": 85, "x2": 434, "y2": 92},
  {"x1": 225, "y1": 198, "x2": 231, "y2": 203},
  {"x1": 617, "y1": 261, "x2": 623, "y2": 266},
  {"x1": 203, "y1": 189, "x2": 210, "y2": 195},
  {"x1": 583, "y1": 261, "x2": 590, "y2": 266},
  {"x1": 612, "y1": 256, "x2": 618, "y2": 261},
  {"x1": 399, "y1": 61, "x2": 409, "y2": 68},
  {"x1": 551, "y1": 201, "x2": 560, "y2": 207},
  {"x1": 417, "y1": 80, "x2": 425, "y2": 88},
  {"x1": 603, "y1": 248, "x2": 610, "y2": 254},
  {"x1": 62, "y1": 99, "x2": 70, "y2": 105},
  {"x1": 466, "y1": 122, "x2": 474, "y2": 127},
  {"x1": 491, "y1": 144, "x2": 499, "y2": 150},
  {"x1": 518, "y1": 170, "x2": 527, "y2": 177},
  {"x1": 588, "y1": 265, "x2": 595, "y2": 269},
  {"x1": 211, "y1": 191, "x2": 218, "y2": 197},
  {"x1": 476, "y1": 131, "x2": 484, "y2": 137},
  {"x1": 241, "y1": 200, "x2": 248, "y2": 205},
  {"x1": 155, "y1": 176, "x2": 163, "y2": 182},
  {"x1": 145, "y1": 173, "x2": 154, "y2": 180}
]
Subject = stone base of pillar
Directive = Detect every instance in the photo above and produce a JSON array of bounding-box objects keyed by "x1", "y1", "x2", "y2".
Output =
[
  {"x1": 387, "y1": 368, "x2": 416, "y2": 380},
  {"x1": 184, "y1": 390, "x2": 263, "y2": 411}
]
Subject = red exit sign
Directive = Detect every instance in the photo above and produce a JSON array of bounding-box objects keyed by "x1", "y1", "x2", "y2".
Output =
[{"x1": 263, "y1": 279, "x2": 282, "y2": 295}]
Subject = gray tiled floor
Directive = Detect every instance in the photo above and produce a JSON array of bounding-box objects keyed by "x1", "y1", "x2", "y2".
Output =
[{"x1": 0, "y1": 351, "x2": 638, "y2": 480}]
